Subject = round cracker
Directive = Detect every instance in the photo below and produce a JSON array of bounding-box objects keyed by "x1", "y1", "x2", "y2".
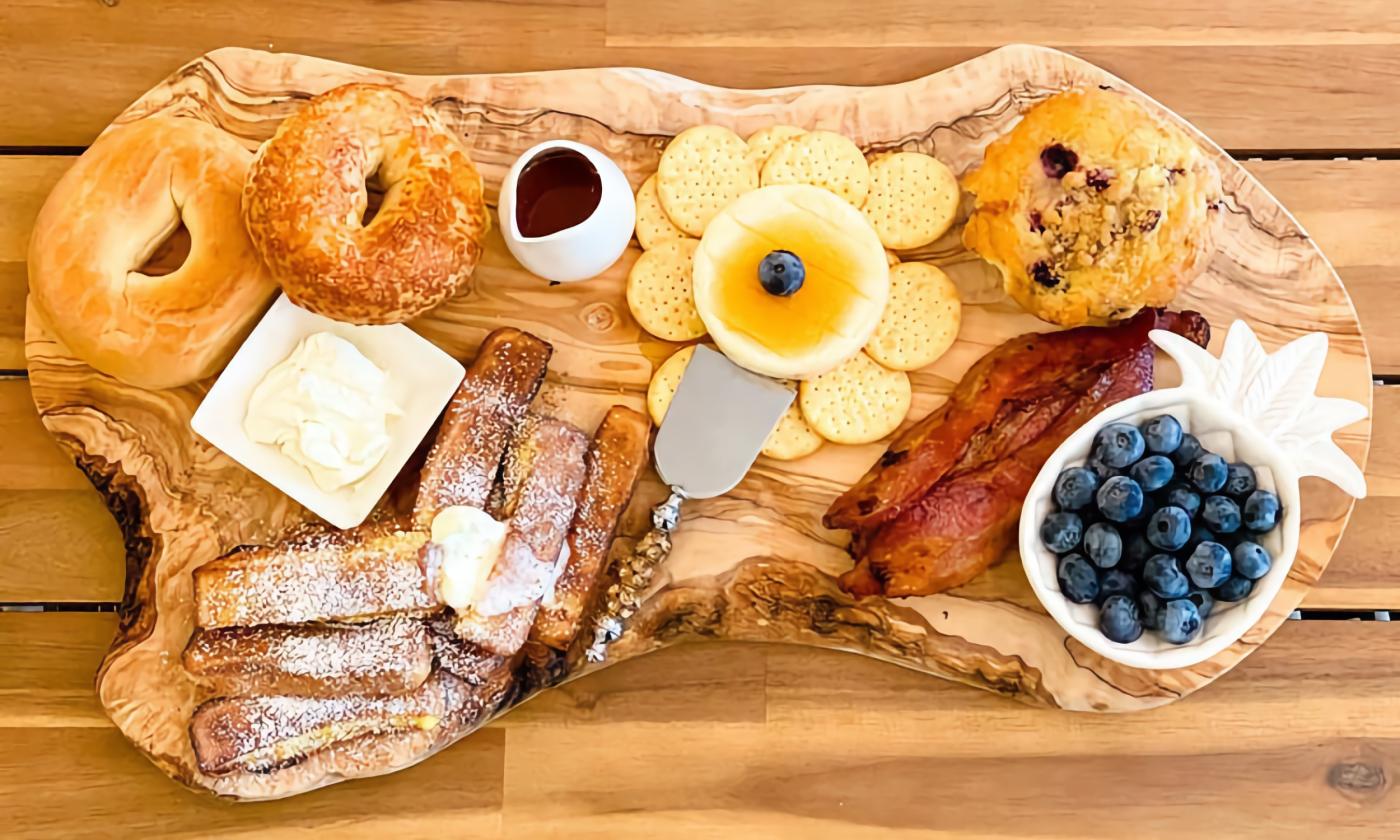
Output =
[
  {"x1": 862, "y1": 152, "x2": 960, "y2": 250},
  {"x1": 762, "y1": 380, "x2": 824, "y2": 461},
  {"x1": 866, "y1": 262, "x2": 962, "y2": 371},
  {"x1": 761, "y1": 130, "x2": 870, "y2": 207},
  {"x1": 746, "y1": 125, "x2": 806, "y2": 171},
  {"x1": 627, "y1": 239, "x2": 706, "y2": 341},
  {"x1": 635, "y1": 174, "x2": 692, "y2": 250},
  {"x1": 799, "y1": 352, "x2": 911, "y2": 445},
  {"x1": 657, "y1": 125, "x2": 758, "y2": 237},
  {"x1": 647, "y1": 344, "x2": 698, "y2": 425}
]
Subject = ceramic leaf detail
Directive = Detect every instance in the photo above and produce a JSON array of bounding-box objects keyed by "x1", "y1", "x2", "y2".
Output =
[{"x1": 1149, "y1": 322, "x2": 1368, "y2": 498}]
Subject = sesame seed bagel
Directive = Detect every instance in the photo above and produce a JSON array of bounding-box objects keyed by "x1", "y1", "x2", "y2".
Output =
[{"x1": 243, "y1": 84, "x2": 490, "y2": 324}]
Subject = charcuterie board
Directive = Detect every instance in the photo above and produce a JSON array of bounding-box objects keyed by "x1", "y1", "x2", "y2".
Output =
[{"x1": 24, "y1": 44, "x2": 1370, "y2": 799}]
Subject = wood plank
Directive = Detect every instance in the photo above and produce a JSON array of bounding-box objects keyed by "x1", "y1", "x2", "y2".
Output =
[
  {"x1": 608, "y1": 0, "x2": 1400, "y2": 47},
  {"x1": 3, "y1": 615, "x2": 1397, "y2": 837},
  {"x1": 0, "y1": 378, "x2": 124, "y2": 603},
  {"x1": 0, "y1": 157, "x2": 70, "y2": 370},
  {"x1": 2, "y1": 2, "x2": 1400, "y2": 149}
]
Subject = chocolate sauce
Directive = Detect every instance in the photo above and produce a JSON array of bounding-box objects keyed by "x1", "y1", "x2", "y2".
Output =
[{"x1": 514, "y1": 149, "x2": 601, "y2": 237}]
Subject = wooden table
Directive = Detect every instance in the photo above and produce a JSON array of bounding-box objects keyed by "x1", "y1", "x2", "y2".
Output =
[{"x1": 3, "y1": 2, "x2": 1398, "y2": 836}]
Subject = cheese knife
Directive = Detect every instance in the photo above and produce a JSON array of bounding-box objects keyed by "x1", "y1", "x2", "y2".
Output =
[{"x1": 586, "y1": 345, "x2": 794, "y2": 661}]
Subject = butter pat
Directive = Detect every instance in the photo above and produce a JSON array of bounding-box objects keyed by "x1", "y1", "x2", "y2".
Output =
[
  {"x1": 431, "y1": 506, "x2": 509, "y2": 610},
  {"x1": 243, "y1": 332, "x2": 401, "y2": 492}
]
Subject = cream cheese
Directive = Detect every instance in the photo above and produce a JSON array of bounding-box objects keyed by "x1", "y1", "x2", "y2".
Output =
[{"x1": 243, "y1": 332, "x2": 401, "y2": 492}]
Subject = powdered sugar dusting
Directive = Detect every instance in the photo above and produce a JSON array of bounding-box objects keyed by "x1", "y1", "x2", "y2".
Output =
[
  {"x1": 533, "y1": 406, "x2": 651, "y2": 649},
  {"x1": 190, "y1": 670, "x2": 456, "y2": 775},
  {"x1": 194, "y1": 525, "x2": 435, "y2": 628},
  {"x1": 412, "y1": 330, "x2": 550, "y2": 527},
  {"x1": 184, "y1": 618, "x2": 432, "y2": 696}
]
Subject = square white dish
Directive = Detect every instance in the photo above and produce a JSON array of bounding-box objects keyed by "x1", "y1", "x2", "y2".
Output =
[{"x1": 191, "y1": 294, "x2": 464, "y2": 530}]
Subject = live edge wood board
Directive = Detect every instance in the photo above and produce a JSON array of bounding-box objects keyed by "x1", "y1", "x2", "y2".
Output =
[{"x1": 23, "y1": 44, "x2": 1371, "y2": 799}]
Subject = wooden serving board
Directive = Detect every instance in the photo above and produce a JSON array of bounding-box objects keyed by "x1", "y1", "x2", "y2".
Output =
[{"x1": 24, "y1": 44, "x2": 1371, "y2": 799}]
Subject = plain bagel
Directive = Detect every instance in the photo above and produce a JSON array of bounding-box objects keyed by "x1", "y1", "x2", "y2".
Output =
[
  {"x1": 28, "y1": 117, "x2": 278, "y2": 390},
  {"x1": 242, "y1": 84, "x2": 490, "y2": 324}
]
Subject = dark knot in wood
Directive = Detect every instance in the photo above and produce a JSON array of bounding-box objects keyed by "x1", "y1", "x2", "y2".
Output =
[{"x1": 1328, "y1": 760, "x2": 1389, "y2": 803}]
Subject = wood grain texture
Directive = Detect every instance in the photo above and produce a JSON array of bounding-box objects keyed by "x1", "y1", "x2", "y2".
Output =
[
  {"x1": 2, "y1": 380, "x2": 1396, "y2": 607},
  {"x1": 3, "y1": 613, "x2": 1398, "y2": 837},
  {"x1": 20, "y1": 46, "x2": 1372, "y2": 797},
  {"x1": 4, "y1": 2, "x2": 1400, "y2": 150},
  {"x1": 7, "y1": 160, "x2": 1400, "y2": 373},
  {"x1": 0, "y1": 157, "x2": 71, "y2": 370}
]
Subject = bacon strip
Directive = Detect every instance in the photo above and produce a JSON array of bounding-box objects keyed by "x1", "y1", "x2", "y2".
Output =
[{"x1": 828, "y1": 309, "x2": 1209, "y2": 598}]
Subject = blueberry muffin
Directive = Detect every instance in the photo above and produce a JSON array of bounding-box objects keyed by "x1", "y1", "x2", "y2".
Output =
[{"x1": 962, "y1": 88, "x2": 1221, "y2": 326}]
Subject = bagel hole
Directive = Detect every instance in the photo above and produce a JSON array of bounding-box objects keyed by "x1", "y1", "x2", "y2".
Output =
[
  {"x1": 361, "y1": 167, "x2": 387, "y2": 227},
  {"x1": 139, "y1": 221, "x2": 192, "y2": 277}
]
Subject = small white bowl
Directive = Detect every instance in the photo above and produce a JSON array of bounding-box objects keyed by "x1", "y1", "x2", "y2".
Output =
[
  {"x1": 192, "y1": 294, "x2": 464, "y2": 530},
  {"x1": 498, "y1": 140, "x2": 636, "y2": 284},
  {"x1": 1019, "y1": 388, "x2": 1301, "y2": 670}
]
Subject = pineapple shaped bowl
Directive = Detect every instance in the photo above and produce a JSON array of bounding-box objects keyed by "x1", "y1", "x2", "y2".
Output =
[{"x1": 1020, "y1": 320, "x2": 1368, "y2": 670}]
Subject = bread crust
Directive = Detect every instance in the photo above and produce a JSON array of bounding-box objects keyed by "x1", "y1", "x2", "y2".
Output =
[
  {"x1": 242, "y1": 84, "x2": 490, "y2": 324},
  {"x1": 28, "y1": 117, "x2": 277, "y2": 388}
]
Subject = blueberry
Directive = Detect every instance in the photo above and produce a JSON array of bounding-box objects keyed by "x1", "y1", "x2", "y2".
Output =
[
  {"x1": 1129, "y1": 455, "x2": 1174, "y2": 492},
  {"x1": 1083, "y1": 522, "x2": 1123, "y2": 569},
  {"x1": 1146, "y1": 505, "x2": 1192, "y2": 551},
  {"x1": 1040, "y1": 143, "x2": 1079, "y2": 179},
  {"x1": 1164, "y1": 483, "x2": 1201, "y2": 518},
  {"x1": 1161, "y1": 598, "x2": 1203, "y2": 644},
  {"x1": 1030, "y1": 262, "x2": 1060, "y2": 288},
  {"x1": 1057, "y1": 554, "x2": 1100, "y2": 604},
  {"x1": 1144, "y1": 554, "x2": 1190, "y2": 600},
  {"x1": 1224, "y1": 463, "x2": 1257, "y2": 498},
  {"x1": 1141, "y1": 414, "x2": 1184, "y2": 455},
  {"x1": 1232, "y1": 541, "x2": 1273, "y2": 580},
  {"x1": 1244, "y1": 490, "x2": 1281, "y2": 533},
  {"x1": 1053, "y1": 467, "x2": 1100, "y2": 512},
  {"x1": 1200, "y1": 495, "x2": 1242, "y2": 535},
  {"x1": 1096, "y1": 475, "x2": 1144, "y2": 523},
  {"x1": 1097, "y1": 568, "x2": 1139, "y2": 603},
  {"x1": 1093, "y1": 423, "x2": 1146, "y2": 469},
  {"x1": 1186, "y1": 541, "x2": 1232, "y2": 589},
  {"x1": 1215, "y1": 574, "x2": 1255, "y2": 602},
  {"x1": 1099, "y1": 594, "x2": 1144, "y2": 643},
  {"x1": 1170, "y1": 433, "x2": 1204, "y2": 468},
  {"x1": 757, "y1": 250, "x2": 805, "y2": 296},
  {"x1": 1039, "y1": 512, "x2": 1083, "y2": 554},
  {"x1": 1139, "y1": 592, "x2": 1165, "y2": 630},
  {"x1": 1186, "y1": 588, "x2": 1216, "y2": 619},
  {"x1": 1188, "y1": 453, "x2": 1228, "y2": 493},
  {"x1": 1121, "y1": 531, "x2": 1154, "y2": 571}
]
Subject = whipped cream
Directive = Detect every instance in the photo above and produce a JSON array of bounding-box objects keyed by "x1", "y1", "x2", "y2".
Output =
[
  {"x1": 243, "y1": 332, "x2": 401, "y2": 492},
  {"x1": 430, "y1": 506, "x2": 509, "y2": 611}
]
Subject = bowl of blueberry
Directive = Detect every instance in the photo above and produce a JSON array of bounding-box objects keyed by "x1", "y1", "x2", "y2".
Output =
[{"x1": 1019, "y1": 321, "x2": 1368, "y2": 670}]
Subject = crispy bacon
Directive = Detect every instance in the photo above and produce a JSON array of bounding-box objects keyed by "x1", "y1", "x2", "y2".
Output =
[{"x1": 828, "y1": 309, "x2": 1209, "y2": 598}]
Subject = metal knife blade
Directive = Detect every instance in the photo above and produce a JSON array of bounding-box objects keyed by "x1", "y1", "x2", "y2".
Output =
[{"x1": 653, "y1": 345, "x2": 794, "y2": 499}]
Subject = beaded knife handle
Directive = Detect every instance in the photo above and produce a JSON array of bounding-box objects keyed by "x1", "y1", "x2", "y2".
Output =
[{"x1": 585, "y1": 488, "x2": 686, "y2": 662}]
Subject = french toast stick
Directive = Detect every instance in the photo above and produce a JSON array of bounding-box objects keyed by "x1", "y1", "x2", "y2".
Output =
[
  {"x1": 193, "y1": 525, "x2": 434, "y2": 629},
  {"x1": 413, "y1": 328, "x2": 551, "y2": 526},
  {"x1": 183, "y1": 619, "x2": 433, "y2": 697},
  {"x1": 190, "y1": 670, "x2": 469, "y2": 776},
  {"x1": 531, "y1": 406, "x2": 651, "y2": 650},
  {"x1": 450, "y1": 415, "x2": 588, "y2": 656}
]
